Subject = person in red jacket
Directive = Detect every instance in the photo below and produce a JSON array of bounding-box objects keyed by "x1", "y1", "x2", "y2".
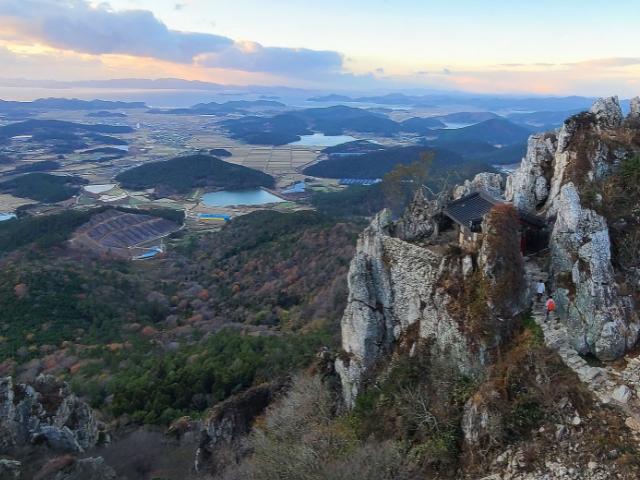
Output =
[{"x1": 545, "y1": 297, "x2": 556, "y2": 321}]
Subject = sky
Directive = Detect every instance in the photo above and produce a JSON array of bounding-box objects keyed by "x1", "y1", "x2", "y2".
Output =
[{"x1": 0, "y1": 0, "x2": 639, "y2": 96}]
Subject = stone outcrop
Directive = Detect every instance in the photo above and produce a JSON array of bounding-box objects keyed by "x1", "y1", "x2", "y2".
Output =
[
  {"x1": 505, "y1": 95, "x2": 640, "y2": 361},
  {"x1": 454, "y1": 172, "x2": 504, "y2": 200},
  {"x1": 0, "y1": 375, "x2": 100, "y2": 453},
  {"x1": 630, "y1": 97, "x2": 640, "y2": 120},
  {"x1": 589, "y1": 95, "x2": 624, "y2": 129},
  {"x1": 550, "y1": 183, "x2": 639, "y2": 360},
  {"x1": 195, "y1": 382, "x2": 284, "y2": 473},
  {"x1": 336, "y1": 198, "x2": 527, "y2": 407},
  {"x1": 392, "y1": 188, "x2": 442, "y2": 242},
  {"x1": 505, "y1": 133, "x2": 556, "y2": 211}
]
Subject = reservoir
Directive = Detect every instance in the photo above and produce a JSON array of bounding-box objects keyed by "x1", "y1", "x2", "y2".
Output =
[
  {"x1": 289, "y1": 133, "x2": 357, "y2": 147},
  {"x1": 201, "y1": 189, "x2": 285, "y2": 207}
]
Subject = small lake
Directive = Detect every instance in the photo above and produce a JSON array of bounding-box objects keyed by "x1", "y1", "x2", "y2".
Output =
[
  {"x1": 442, "y1": 122, "x2": 475, "y2": 130},
  {"x1": 289, "y1": 133, "x2": 357, "y2": 147},
  {"x1": 201, "y1": 189, "x2": 285, "y2": 207},
  {"x1": 0, "y1": 213, "x2": 16, "y2": 222}
]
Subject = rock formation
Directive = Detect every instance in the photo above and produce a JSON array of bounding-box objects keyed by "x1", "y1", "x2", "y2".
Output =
[
  {"x1": 589, "y1": 95, "x2": 624, "y2": 129},
  {"x1": 505, "y1": 95, "x2": 640, "y2": 361},
  {"x1": 453, "y1": 172, "x2": 504, "y2": 200},
  {"x1": 0, "y1": 375, "x2": 100, "y2": 453},
  {"x1": 504, "y1": 133, "x2": 556, "y2": 211},
  {"x1": 630, "y1": 96, "x2": 640, "y2": 120},
  {"x1": 195, "y1": 382, "x2": 285, "y2": 473},
  {"x1": 550, "y1": 183, "x2": 638, "y2": 359},
  {"x1": 336, "y1": 194, "x2": 527, "y2": 407}
]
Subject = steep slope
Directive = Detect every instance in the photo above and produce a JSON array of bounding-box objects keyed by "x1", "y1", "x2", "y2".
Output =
[{"x1": 506, "y1": 95, "x2": 640, "y2": 361}]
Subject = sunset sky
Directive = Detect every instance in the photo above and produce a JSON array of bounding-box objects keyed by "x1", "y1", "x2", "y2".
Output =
[{"x1": 1, "y1": 0, "x2": 639, "y2": 95}]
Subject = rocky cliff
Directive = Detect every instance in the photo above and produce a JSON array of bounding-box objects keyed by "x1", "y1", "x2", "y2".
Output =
[
  {"x1": 0, "y1": 374, "x2": 100, "y2": 453},
  {"x1": 336, "y1": 191, "x2": 528, "y2": 407},
  {"x1": 506, "y1": 95, "x2": 640, "y2": 361}
]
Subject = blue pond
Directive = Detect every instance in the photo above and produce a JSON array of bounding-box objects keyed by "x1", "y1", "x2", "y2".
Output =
[
  {"x1": 288, "y1": 133, "x2": 357, "y2": 147},
  {"x1": 0, "y1": 213, "x2": 16, "y2": 222},
  {"x1": 201, "y1": 189, "x2": 285, "y2": 207}
]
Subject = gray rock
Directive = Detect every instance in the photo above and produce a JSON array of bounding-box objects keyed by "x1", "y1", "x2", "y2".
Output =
[
  {"x1": 505, "y1": 133, "x2": 557, "y2": 211},
  {"x1": 611, "y1": 384, "x2": 632, "y2": 404},
  {"x1": 0, "y1": 459, "x2": 21, "y2": 480},
  {"x1": 590, "y1": 95, "x2": 624, "y2": 129},
  {"x1": 453, "y1": 172, "x2": 504, "y2": 200},
  {"x1": 34, "y1": 425, "x2": 83, "y2": 453},
  {"x1": 0, "y1": 375, "x2": 100, "y2": 453},
  {"x1": 629, "y1": 96, "x2": 640, "y2": 120},
  {"x1": 550, "y1": 183, "x2": 639, "y2": 360}
]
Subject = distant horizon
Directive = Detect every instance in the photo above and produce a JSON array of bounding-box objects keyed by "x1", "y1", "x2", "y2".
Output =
[
  {"x1": 1, "y1": 1, "x2": 639, "y2": 97},
  {"x1": 0, "y1": 76, "x2": 634, "y2": 102}
]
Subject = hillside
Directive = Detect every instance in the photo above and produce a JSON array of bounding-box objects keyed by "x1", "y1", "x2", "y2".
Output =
[
  {"x1": 0, "y1": 173, "x2": 87, "y2": 202},
  {"x1": 400, "y1": 116, "x2": 446, "y2": 133},
  {"x1": 432, "y1": 118, "x2": 532, "y2": 145},
  {"x1": 211, "y1": 96, "x2": 640, "y2": 480},
  {"x1": 222, "y1": 105, "x2": 400, "y2": 145},
  {"x1": 116, "y1": 154, "x2": 275, "y2": 193},
  {"x1": 0, "y1": 119, "x2": 133, "y2": 138},
  {"x1": 0, "y1": 98, "x2": 146, "y2": 113}
]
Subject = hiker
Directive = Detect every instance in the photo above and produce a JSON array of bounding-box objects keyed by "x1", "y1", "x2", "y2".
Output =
[
  {"x1": 545, "y1": 296, "x2": 556, "y2": 321},
  {"x1": 536, "y1": 279, "x2": 546, "y2": 302}
]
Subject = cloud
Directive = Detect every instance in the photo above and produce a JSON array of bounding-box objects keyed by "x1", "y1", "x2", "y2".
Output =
[
  {"x1": 564, "y1": 57, "x2": 640, "y2": 69},
  {"x1": 198, "y1": 41, "x2": 343, "y2": 77},
  {"x1": 442, "y1": 68, "x2": 452, "y2": 75},
  {"x1": 0, "y1": 0, "x2": 344, "y2": 78},
  {"x1": 0, "y1": 0, "x2": 231, "y2": 63},
  {"x1": 174, "y1": 3, "x2": 187, "y2": 11}
]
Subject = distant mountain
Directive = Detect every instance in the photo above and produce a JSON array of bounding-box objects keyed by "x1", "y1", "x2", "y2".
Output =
[
  {"x1": 211, "y1": 100, "x2": 286, "y2": 110},
  {"x1": 321, "y1": 140, "x2": 387, "y2": 155},
  {"x1": 0, "y1": 120, "x2": 133, "y2": 138},
  {"x1": 400, "y1": 117, "x2": 447, "y2": 134},
  {"x1": 116, "y1": 154, "x2": 274, "y2": 194},
  {"x1": 299, "y1": 105, "x2": 400, "y2": 136},
  {"x1": 431, "y1": 118, "x2": 532, "y2": 145},
  {"x1": 303, "y1": 146, "x2": 466, "y2": 179},
  {"x1": 0, "y1": 98, "x2": 145, "y2": 113},
  {"x1": 222, "y1": 114, "x2": 312, "y2": 145},
  {"x1": 222, "y1": 105, "x2": 400, "y2": 145},
  {"x1": 86, "y1": 111, "x2": 128, "y2": 118},
  {"x1": 308, "y1": 94, "x2": 353, "y2": 102},
  {"x1": 304, "y1": 92, "x2": 598, "y2": 112},
  {"x1": 434, "y1": 111, "x2": 501, "y2": 123},
  {"x1": 506, "y1": 109, "x2": 583, "y2": 128},
  {"x1": 149, "y1": 99, "x2": 287, "y2": 116}
]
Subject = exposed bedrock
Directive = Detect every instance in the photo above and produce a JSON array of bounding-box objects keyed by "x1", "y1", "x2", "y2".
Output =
[{"x1": 506, "y1": 95, "x2": 640, "y2": 361}]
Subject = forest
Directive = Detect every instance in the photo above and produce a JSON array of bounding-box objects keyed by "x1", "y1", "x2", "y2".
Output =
[{"x1": 116, "y1": 154, "x2": 275, "y2": 193}]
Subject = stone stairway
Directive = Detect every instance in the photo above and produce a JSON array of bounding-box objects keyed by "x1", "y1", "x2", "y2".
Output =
[{"x1": 524, "y1": 257, "x2": 640, "y2": 436}]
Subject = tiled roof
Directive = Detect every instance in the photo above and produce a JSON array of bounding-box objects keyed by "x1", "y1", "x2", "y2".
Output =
[{"x1": 444, "y1": 191, "x2": 502, "y2": 228}]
